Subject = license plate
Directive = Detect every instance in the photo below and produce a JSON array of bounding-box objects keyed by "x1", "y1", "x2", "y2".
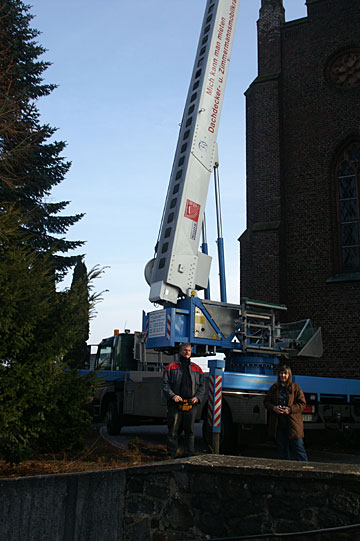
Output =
[{"x1": 302, "y1": 414, "x2": 313, "y2": 422}]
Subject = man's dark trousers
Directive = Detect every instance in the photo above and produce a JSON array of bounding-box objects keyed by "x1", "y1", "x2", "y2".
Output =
[{"x1": 167, "y1": 401, "x2": 197, "y2": 457}]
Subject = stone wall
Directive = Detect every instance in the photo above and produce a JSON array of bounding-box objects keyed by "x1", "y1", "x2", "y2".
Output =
[{"x1": 1, "y1": 456, "x2": 360, "y2": 540}]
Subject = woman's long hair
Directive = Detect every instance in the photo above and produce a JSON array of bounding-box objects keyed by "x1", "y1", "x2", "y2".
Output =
[{"x1": 276, "y1": 364, "x2": 293, "y2": 387}]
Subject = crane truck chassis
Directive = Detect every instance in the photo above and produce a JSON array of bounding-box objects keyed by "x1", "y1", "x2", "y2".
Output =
[{"x1": 91, "y1": 318, "x2": 360, "y2": 451}]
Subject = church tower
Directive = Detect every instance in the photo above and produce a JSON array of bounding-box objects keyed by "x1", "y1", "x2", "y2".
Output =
[
  {"x1": 241, "y1": 0, "x2": 285, "y2": 306},
  {"x1": 240, "y1": 0, "x2": 360, "y2": 378}
]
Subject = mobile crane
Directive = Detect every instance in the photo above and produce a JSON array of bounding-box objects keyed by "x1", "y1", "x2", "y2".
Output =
[
  {"x1": 92, "y1": 0, "x2": 360, "y2": 447},
  {"x1": 140, "y1": 0, "x2": 360, "y2": 445}
]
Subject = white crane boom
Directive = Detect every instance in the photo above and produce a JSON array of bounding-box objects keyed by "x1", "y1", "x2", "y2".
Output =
[{"x1": 147, "y1": 0, "x2": 239, "y2": 305}]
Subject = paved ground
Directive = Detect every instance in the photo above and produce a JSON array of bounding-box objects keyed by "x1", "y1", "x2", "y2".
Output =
[{"x1": 100, "y1": 422, "x2": 360, "y2": 465}]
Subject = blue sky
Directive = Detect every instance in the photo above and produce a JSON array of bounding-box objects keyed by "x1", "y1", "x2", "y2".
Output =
[{"x1": 30, "y1": 0, "x2": 307, "y2": 345}]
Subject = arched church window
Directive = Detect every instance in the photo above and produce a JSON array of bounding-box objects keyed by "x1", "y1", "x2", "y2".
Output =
[{"x1": 337, "y1": 142, "x2": 360, "y2": 272}]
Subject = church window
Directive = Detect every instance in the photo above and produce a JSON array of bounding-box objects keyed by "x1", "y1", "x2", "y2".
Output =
[
  {"x1": 337, "y1": 143, "x2": 360, "y2": 272},
  {"x1": 327, "y1": 49, "x2": 360, "y2": 89}
]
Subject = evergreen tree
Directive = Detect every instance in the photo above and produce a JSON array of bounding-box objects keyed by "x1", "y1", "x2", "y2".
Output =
[
  {"x1": 63, "y1": 256, "x2": 91, "y2": 369},
  {"x1": 0, "y1": 2, "x2": 104, "y2": 463},
  {"x1": 0, "y1": 210, "x2": 98, "y2": 463},
  {"x1": 0, "y1": 0, "x2": 84, "y2": 277}
]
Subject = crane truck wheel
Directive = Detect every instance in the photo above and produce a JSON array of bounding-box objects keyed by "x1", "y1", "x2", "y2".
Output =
[{"x1": 106, "y1": 400, "x2": 122, "y2": 436}]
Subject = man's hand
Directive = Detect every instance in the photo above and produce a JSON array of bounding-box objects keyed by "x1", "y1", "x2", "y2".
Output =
[
  {"x1": 191, "y1": 397, "x2": 199, "y2": 405},
  {"x1": 172, "y1": 395, "x2": 183, "y2": 403}
]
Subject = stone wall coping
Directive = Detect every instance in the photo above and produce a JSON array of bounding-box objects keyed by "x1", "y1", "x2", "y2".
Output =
[
  {"x1": 1, "y1": 454, "x2": 359, "y2": 485},
  {"x1": 185, "y1": 455, "x2": 360, "y2": 480}
]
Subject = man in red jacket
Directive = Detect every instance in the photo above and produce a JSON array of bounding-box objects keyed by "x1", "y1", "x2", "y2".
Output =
[{"x1": 162, "y1": 343, "x2": 205, "y2": 458}]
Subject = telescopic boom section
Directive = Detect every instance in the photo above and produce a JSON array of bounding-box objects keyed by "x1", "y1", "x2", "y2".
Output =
[{"x1": 147, "y1": 0, "x2": 239, "y2": 305}]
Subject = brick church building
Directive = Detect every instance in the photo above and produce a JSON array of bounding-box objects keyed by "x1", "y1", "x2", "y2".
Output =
[{"x1": 240, "y1": 0, "x2": 360, "y2": 378}]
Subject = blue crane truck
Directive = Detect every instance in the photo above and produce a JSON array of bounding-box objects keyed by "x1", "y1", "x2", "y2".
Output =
[
  {"x1": 89, "y1": 0, "x2": 360, "y2": 450},
  {"x1": 91, "y1": 302, "x2": 360, "y2": 450}
]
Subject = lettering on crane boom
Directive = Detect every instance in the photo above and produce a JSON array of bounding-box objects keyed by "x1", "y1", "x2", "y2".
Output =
[{"x1": 206, "y1": 0, "x2": 237, "y2": 135}]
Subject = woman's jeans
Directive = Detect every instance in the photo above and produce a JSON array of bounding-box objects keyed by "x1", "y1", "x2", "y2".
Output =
[{"x1": 276, "y1": 427, "x2": 308, "y2": 461}]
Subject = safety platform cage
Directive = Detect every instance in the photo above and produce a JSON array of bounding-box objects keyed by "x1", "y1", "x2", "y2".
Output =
[{"x1": 236, "y1": 298, "x2": 287, "y2": 355}]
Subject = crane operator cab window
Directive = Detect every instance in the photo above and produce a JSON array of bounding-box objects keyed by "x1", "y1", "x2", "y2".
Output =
[{"x1": 96, "y1": 346, "x2": 112, "y2": 370}]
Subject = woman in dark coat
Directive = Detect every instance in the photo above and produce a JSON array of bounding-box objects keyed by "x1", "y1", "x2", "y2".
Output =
[{"x1": 264, "y1": 364, "x2": 308, "y2": 461}]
